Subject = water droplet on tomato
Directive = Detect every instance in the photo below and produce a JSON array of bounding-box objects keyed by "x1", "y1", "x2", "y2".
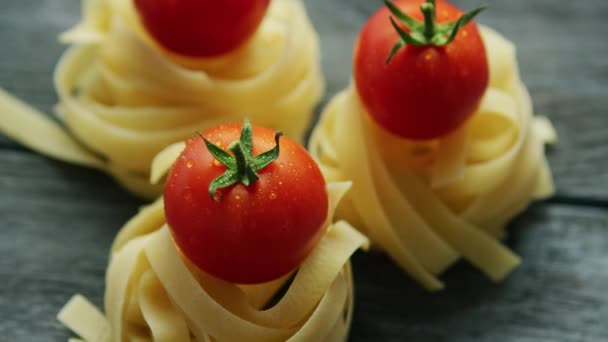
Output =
[
  {"x1": 183, "y1": 189, "x2": 193, "y2": 201},
  {"x1": 213, "y1": 159, "x2": 222, "y2": 167},
  {"x1": 269, "y1": 192, "x2": 277, "y2": 200},
  {"x1": 279, "y1": 163, "x2": 285, "y2": 168},
  {"x1": 186, "y1": 160, "x2": 193, "y2": 168}
]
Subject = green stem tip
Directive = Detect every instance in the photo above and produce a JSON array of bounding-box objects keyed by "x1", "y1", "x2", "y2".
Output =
[
  {"x1": 384, "y1": 0, "x2": 487, "y2": 63},
  {"x1": 200, "y1": 119, "x2": 283, "y2": 202}
]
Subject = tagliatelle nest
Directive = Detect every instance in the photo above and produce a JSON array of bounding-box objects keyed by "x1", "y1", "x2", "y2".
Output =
[{"x1": 309, "y1": 26, "x2": 556, "y2": 290}]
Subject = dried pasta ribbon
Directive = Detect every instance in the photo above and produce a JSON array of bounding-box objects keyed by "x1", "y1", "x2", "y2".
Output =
[
  {"x1": 309, "y1": 26, "x2": 555, "y2": 290},
  {"x1": 58, "y1": 175, "x2": 369, "y2": 341}
]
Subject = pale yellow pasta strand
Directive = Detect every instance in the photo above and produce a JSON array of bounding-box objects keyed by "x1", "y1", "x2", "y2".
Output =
[
  {"x1": 533, "y1": 156, "x2": 555, "y2": 200},
  {"x1": 249, "y1": 220, "x2": 367, "y2": 327},
  {"x1": 101, "y1": 0, "x2": 321, "y2": 115},
  {"x1": 308, "y1": 25, "x2": 555, "y2": 287},
  {"x1": 142, "y1": 183, "x2": 363, "y2": 329},
  {"x1": 56, "y1": 47, "x2": 207, "y2": 173},
  {"x1": 93, "y1": 18, "x2": 322, "y2": 137},
  {"x1": 144, "y1": 223, "x2": 363, "y2": 341},
  {"x1": 149, "y1": 142, "x2": 186, "y2": 184},
  {"x1": 286, "y1": 269, "x2": 348, "y2": 342},
  {"x1": 465, "y1": 91, "x2": 518, "y2": 164},
  {"x1": 84, "y1": 101, "x2": 210, "y2": 132},
  {"x1": 0, "y1": 85, "x2": 167, "y2": 201},
  {"x1": 137, "y1": 271, "x2": 191, "y2": 341},
  {"x1": 308, "y1": 91, "x2": 346, "y2": 169},
  {"x1": 464, "y1": 96, "x2": 552, "y2": 240},
  {"x1": 0, "y1": 0, "x2": 324, "y2": 200},
  {"x1": 352, "y1": 87, "x2": 522, "y2": 280},
  {"x1": 59, "y1": 0, "x2": 109, "y2": 44},
  {"x1": 358, "y1": 122, "x2": 461, "y2": 274},
  {"x1": 91, "y1": 180, "x2": 363, "y2": 339},
  {"x1": 104, "y1": 235, "x2": 150, "y2": 342},
  {"x1": 99, "y1": 21, "x2": 308, "y2": 106},
  {"x1": 434, "y1": 89, "x2": 521, "y2": 199},
  {"x1": 482, "y1": 27, "x2": 517, "y2": 91},
  {"x1": 430, "y1": 123, "x2": 468, "y2": 189},
  {"x1": 388, "y1": 164, "x2": 521, "y2": 281},
  {"x1": 0, "y1": 88, "x2": 104, "y2": 168},
  {"x1": 238, "y1": 273, "x2": 294, "y2": 310},
  {"x1": 328, "y1": 90, "x2": 445, "y2": 290},
  {"x1": 58, "y1": 295, "x2": 109, "y2": 342},
  {"x1": 61, "y1": 209, "x2": 366, "y2": 342}
]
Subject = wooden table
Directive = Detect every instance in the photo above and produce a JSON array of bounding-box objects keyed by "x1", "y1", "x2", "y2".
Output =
[{"x1": 1, "y1": 0, "x2": 607, "y2": 340}]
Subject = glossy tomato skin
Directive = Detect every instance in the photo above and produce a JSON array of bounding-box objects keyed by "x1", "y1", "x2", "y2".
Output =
[
  {"x1": 164, "y1": 123, "x2": 328, "y2": 284},
  {"x1": 354, "y1": 0, "x2": 488, "y2": 140},
  {"x1": 134, "y1": 0, "x2": 270, "y2": 57}
]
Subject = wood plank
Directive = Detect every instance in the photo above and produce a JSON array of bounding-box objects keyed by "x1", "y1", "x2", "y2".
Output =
[
  {"x1": 350, "y1": 203, "x2": 608, "y2": 341},
  {"x1": 0, "y1": 151, "x2": 141, "y2": 341},
  {"x1": 1, "y1": 152, "x2": 607, "y2": 341}
]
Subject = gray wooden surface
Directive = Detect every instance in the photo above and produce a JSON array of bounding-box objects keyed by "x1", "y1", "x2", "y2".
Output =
[{"x1": 1, "y1": 0, "x2": 607, "y2": 341}]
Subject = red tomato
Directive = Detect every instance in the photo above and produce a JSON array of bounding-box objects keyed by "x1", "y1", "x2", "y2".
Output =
[
  {"x1": 164, "y1": 121, "x2": 328, "y2": 284},
  {"x1": 354, "y1": 0, "x2": 489, "y2": 140},
  {"x1": 134, "y1": 0, "x2": 270, "y2": 57}
]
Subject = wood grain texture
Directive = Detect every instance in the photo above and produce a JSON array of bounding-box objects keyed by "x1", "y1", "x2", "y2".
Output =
[
  {"x1": 350, "y1": 204, "x2": 608, "y2": 341},
  {"x1": 2, "y1": 151, "x2": 607, "y2": 341},
  {"x1": 1, "y1": 0, "x2": 607, "y2": 341}
]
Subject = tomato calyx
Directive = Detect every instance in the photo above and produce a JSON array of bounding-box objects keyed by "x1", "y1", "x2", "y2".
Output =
[
  {"x1": 200, "y1": 119, "x2": 283, "y2": 202},
  {"x1": 385, "y1": 0, "x2": 487, "y2": 63}
]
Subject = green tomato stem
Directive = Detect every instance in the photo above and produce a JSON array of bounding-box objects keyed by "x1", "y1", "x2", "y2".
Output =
[
  {"x1": 384, "y1": 0, "x2": 487, "y2": 64},
  {"x1": 228, "y1": 141, "x2": 257, "y2": 186},
  {"x1": 420, "y1": 2, "x2": 436, "y2": 41},
  {"x1": 203, "y1": 119, "x2": 283, "y2": 202}
]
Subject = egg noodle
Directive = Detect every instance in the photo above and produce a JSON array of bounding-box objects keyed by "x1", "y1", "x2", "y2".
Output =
[
  {"x1": 0, "y1": 0, "x2": 323, "y2": 199},
  {"x1": 309, "y1": 26, "x2": 557, "y2": 291},
  {"x1": 58, "y1": 142, "x2": 369, "y2": 342}
]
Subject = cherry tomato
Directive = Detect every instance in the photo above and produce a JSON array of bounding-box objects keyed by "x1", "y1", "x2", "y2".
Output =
[
  {"x1": 354, "y1": 0, "x2": 489, "y2": 140},
  {"x1": 164, "y1": 121, "x2": 328, "y2": 284},
  {"x1": 134, "y1": 0, "x2": 270, "y2": 57}
]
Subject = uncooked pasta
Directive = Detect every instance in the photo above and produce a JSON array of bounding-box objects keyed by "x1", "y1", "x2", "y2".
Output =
[
  {"x1": 58, "y1": 143, "x2": 369, "y2": 342},
  {"x1": 0, "y1": 0, "x2": 324, "y2": 199},
  {"x1": 309, "y1": 26, "x2": 556, "y2": 290}
]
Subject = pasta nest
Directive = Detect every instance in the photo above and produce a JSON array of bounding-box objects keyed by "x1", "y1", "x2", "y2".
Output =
[
  {"x1": 0, "y1": 0, "x2": 324, "y2": 199},
  {"x1": 58, "y1": 145, "x2": 369, "y2": 342},
  {"x1": 309, "y1": 26, "x2": 556, "y2": 290}
]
